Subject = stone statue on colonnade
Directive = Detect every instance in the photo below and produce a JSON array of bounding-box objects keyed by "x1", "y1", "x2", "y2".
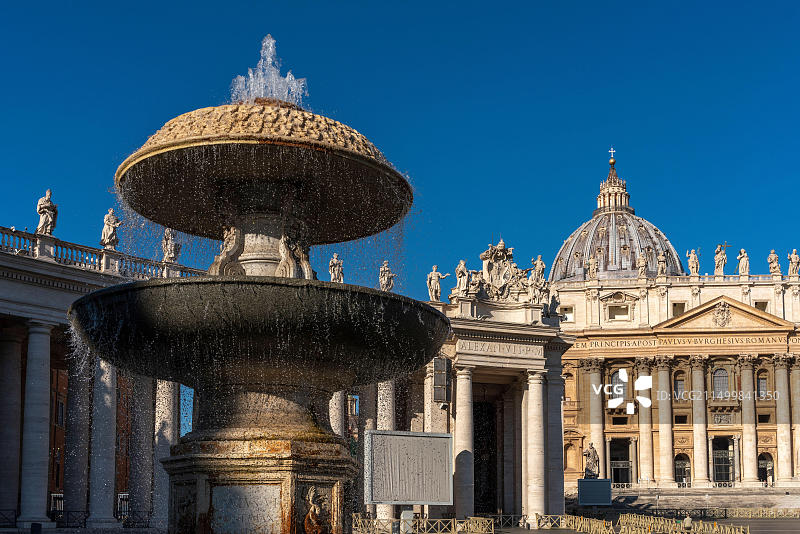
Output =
[{"x1": 35, "y1": 189, "x2": 58, "y2": 235}]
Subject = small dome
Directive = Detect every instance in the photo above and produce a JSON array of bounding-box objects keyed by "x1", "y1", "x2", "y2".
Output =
[{"x1": 549, "y1": 158, "x2": 684, "y2": 282}]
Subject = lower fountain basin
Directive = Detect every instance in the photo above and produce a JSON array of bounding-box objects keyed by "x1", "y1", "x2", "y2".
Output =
[{"x1": 68, "y1": 276, "x2": 450, "y2": 394}]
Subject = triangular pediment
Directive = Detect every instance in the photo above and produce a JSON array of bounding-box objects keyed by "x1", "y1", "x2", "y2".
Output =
[
  {"x1": 654, "y1": 295, "x2": 794, "y2": 332},
  {"x1": 599, "y1": 290, "x2": 639, "y2": 303}
]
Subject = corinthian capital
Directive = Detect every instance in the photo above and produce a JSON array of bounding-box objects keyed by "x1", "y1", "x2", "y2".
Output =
[
  {"x1": 688, "y1": 354, "x2": 708, "y2": 370},
  {"x1": 634, "y1": 357, "x2": 654, "y2": 373},
  {"x1": 654, "y1": 354, "x2": 674, "y2": 370},
  {"x1": 773, "y1": 353, "x2": 794, "y2": 369},
  {"x1": 736, "y1": 353, "x2": 758, "y2": 370},
  {"x1": 580, "y1": 357, "x2": 604, "y2": 373}
]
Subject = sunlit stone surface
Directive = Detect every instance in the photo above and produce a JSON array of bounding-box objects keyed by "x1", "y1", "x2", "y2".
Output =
[{"x1": 69, "y1": 40, "x2": 449, "y2": 533}]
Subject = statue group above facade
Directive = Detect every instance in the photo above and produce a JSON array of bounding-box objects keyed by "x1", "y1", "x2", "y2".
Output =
[{"x1": 429, "y1": 239, "x2": 549, "y2": 305}]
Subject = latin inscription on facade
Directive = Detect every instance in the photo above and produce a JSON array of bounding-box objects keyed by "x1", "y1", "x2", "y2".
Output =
[
  {"x1": 456, "y1": 340, "x2": 542, "y2": 357},
  {"x1": 574, "y1": 335, "x2": 787, "y2": 350}
]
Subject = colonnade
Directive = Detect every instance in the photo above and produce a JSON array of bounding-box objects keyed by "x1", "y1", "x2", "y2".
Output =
[
  {"x1": 0, "y1": 321, "x2": 181, "y2": 528},
  {"x1": 580, "y1": 353, "x2": 800, "y2": 487}
]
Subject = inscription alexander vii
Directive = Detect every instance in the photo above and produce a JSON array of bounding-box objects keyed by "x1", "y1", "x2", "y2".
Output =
[{"x1": 456, "y1": 340, "x2": 542, "y2": 356}]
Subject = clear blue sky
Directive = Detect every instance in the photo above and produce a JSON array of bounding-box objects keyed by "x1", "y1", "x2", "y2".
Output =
[{"x1": 3, "y1": 2, "x2": 800, "y2": 300}]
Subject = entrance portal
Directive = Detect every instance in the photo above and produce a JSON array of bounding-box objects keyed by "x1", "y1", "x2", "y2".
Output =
[
  {"x1": 609, "y1": 438, "x2": 631, "y2": 485},
  {"x1": 674, "y1": 453, "x2": 691, "y2": 486},
  {"x1": 473, "y1": 401, "x2": 497, "y2": 514},
  {"x1": 758, "y1": 452, "x2": 774, "y2": 486},
  {"x1": 711, "y1": 436, "x2": 733, "y2": 485}
]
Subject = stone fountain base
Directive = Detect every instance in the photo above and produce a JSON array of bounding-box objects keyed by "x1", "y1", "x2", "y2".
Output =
[{"x1": 162, "y1": 435, "x2": 356, "y2": 534}]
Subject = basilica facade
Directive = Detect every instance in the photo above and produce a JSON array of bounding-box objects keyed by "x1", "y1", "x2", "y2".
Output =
[{"x1": 550, "y1": 158, "x2": 800, "y2": 492}]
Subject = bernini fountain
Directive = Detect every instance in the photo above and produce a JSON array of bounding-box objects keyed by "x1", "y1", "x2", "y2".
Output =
[{"x1": 69, "y1": 37, "x2": 449, "y2": 534}]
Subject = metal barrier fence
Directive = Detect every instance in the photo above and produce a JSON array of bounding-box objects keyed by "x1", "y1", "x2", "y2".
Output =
[
  {"x1": 625, "y1": 508, "x2": 800, "y2": 520},
  {"x1": 617, "y1": 513, "x2": 751, "y2": 534},
  {"x1": 352, "y1": 514, "x2": 494, "y2": 534},
  {"x1": 476, "y1": 514, "x2": 527, "y2": 528}
]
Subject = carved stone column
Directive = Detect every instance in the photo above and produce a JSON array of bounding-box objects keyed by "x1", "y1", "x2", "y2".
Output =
[
  {"x1": 424, "y1": 362, "x2": 434, "y2": 431},
  {"x1": 635, "y1": 357, "x2": 654, "y2": 482},
  {"x1": 526, "y1": 371, "x2": 546, "y2": 522},
  {"x1": 631, "y1": 437, "x2": 639, "y2": 483},
  {"x1": 791, "y1": 358, "x2": 800, "y2": 479},
  {"x1": 657, "y1": 286, "x2": 668, "y2": 322},
  {"x1": 774, "y1": 353, "x2": 794, "y2": 482},
  {"x1": 690, "y1": 355, "x2": 709, "y2": 484},
  {"x1": 638, "y1": 288, "x2": 649, "y2": 326},
  {"x1": 733, "y1": 436, "x2": 740, "y2": 483},
  {"x1": 454, "y1": 366, "x2": 474, "y2": 519},
  {"x1": 86, "y1": 358, "x2": 120, "y2": 529},
  {"x1": 329, "y1": 390, "x2": 347, "y2": 438},
  {"x1": 774, "y1": 285, "x2": 786, "y2": 319},
  {"x1": 0, "y1": 331, "x2": 24, "y2": 515},
  {"x1": 17, "y1": 322, "x2": 56, "y2": 528},
  {"x1": 738, "y1": 354, "x2": 759, "y2": 483},
  {"x1": 358, "y1": 383, "x2": 377, "y2": 517},
  {"x1": 582, "y1": 357, "x2": 606, "y2": 478},
  {"x1": 151, "y1": 380, "x2": 180, "y2": 529},
  {"x1": 376, "y1": 379, "x2": 396, "y2": 519},
  {"x1": 605, "y1": 438, "x2": 612, "y2": 481},
  {"x1": 655, "y1": 355, "x2": 675, "y2": 484}
]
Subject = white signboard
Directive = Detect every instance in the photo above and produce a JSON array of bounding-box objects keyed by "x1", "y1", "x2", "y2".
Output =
[{"x1": 364, "y1": 430, "x2": 453, "y2": 506}]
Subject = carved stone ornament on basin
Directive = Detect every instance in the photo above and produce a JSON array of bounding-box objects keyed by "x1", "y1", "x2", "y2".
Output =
[{"x1": 70, "y1": 95, "x2": 450, "y2": 533}]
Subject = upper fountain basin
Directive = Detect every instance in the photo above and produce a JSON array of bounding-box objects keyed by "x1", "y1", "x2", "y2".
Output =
[
  {"x1": 68, "y1": 276, "x2": 450, "y2": 392},
  {"x1": 115, "y1": 100, "x2": 412, "y2": 243}
]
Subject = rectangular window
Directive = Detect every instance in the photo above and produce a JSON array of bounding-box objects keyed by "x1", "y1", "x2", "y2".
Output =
[
  {"x1": 758, "y1": 414, "x2": 770, "y2": 424},
  {"x1": 432, "y1": 357, "x2": 451, "y2": 404},
  {"x1": 612, "y1": 416, "x2": 628, "y2": 425},
  {"x1": 608, "y1": 305, "x2": 629, "y2": 321},
  {"x1": 560, "y1": 306, "x2": 574, "y2": 322},
  {"x1": 757, "y1": 377, "x2": 768, "y2": 398},
  {"x1": 674, "y1": 378, "x2": 685, "y2": 397},
  {"x1": 754, "y1": 301, "x2": 769, "y2": 312},
  {"x1": 674, "y1": 415, "x2": 688, "y2": 424},
  {"x1": 672, "y1": 302, "x2": 686, "y2": 317}
]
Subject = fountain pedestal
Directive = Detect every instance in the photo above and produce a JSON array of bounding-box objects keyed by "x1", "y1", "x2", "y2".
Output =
[
  {"x1": 163, "y1": 438, "x2": 355, "y2": 534},
  {"x1": 163, "y1": 387, "x2": 357, "y2": 534}
]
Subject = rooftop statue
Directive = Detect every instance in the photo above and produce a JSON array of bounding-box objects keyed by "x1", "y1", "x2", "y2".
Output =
[
  {"x1": 686, "y1": 249, "x2": 700, "y2": 276},
  {"x1": 657, "y1": 251, "x2": 667, "y2": 276},
  {"x1": 636, "y1": 253, "x2": 648, "y2": 277},
  {"x1": 736, "y1": 248, "x2": 749, "y2": 276},
  {"x1": 768, "y1": 249, "x2": 782, "y2": 275},
  {"x1": 788, "y1": 249, "x2": 799, "y2": 277},
  {"x1": 714, "y1": 243, "x2": 728, "y2": 276},
  {"x1": 328, "y1": 253, "x2": 344, "y2": 283},
  {"x1": 426, "y1": 265, "x2": 450, "y2": 301},
  {"x1": 161, "y1": 228, "x2": 181, "y2": 263},
  {"x1": 454, "y1": 259, "x2": 470, "y2": 297},
  {"x1": 379, "y1": 260, "x2": 397, "y2": 292},
  {"x1": 35, "y1": 189, "x2": 58, "y2": 235},
  {"x1": 99, "y1": 208, "x2": 122, "y2": 250}
]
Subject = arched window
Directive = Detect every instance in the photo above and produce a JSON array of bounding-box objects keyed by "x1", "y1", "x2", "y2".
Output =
[
  {"x1": 712, "y1": 368, "x2": 729, "y2": 397},
  {"x1": 610, "y1": 370, "x2": 625, "y2": 400},
  {"x1": 673, "y1": 371, "x2": 686, "y2": 399},
  {"x1": 756, "y1": 371, "x2": 768, "y2": 398}
]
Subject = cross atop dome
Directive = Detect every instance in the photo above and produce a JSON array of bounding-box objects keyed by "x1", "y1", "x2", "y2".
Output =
[{"x1": 595, "y1": 149, "x2": 633, "y2": 215}]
